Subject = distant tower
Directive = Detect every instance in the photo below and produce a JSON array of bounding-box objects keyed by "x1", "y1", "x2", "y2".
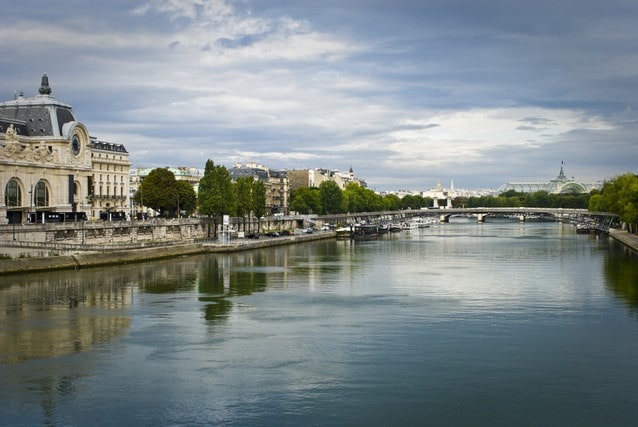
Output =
[{"x1": 447, "y1": 178, "x2": 454, "y2": 208}]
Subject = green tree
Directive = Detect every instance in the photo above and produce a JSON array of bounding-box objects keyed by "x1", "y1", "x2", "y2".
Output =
[
  {"x1": 134, "y1": 168, "x2": 180, "y2": 217},
  {"x1": 176, "y1": 180, "x2": 197, "y2": 217},
  {"x1": 319, "y1": 181, "x2": 343, "y2": 214},
  {"x1": 592, "y1": 173, "x2": 638, "y2": 232},
  {"x1": 383, "y1": 194, "x2": 401, "y2": 211},
  {"x1": 528, "y1": 190, "x2": 551, "y2": 208},
  {"x1": 252, "y1": 180, "x2": 267, "y2": 232},
  {"x1": 290, "y1": 187, "x2": 320, "y2": 214},
  {"x1": 235, "y1": 176, "x2": 254, "y2": 231},
  {"x1": 400, "y1": 194, "x2": 430, "y2": 210},
  {"x1": 198, "y1": 160, "x2": 236, "y2": 237},
  {"x1": 588, "y1": 193, "x2": 604, "y2": 212},
  {"x1": 343, "y1": 182, "x2": 384, "y2": 213}
]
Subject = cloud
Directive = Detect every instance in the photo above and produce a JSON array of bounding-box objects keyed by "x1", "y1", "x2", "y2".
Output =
[{"x1": 1, "y1": 0, "x2": 636, "y2": 191}]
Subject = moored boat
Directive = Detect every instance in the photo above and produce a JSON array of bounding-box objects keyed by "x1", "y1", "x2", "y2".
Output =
[{"x1": 352, "y1": 224, "x2": 379, "y2": 240}]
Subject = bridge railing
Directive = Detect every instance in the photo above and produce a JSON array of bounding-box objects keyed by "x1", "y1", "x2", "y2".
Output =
[{"x1": 314, "y1": 207, "x2": 618, "y2": 229}]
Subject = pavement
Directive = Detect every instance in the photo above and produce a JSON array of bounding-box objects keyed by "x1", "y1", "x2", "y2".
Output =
[{"x1": 609, "y1": 229, "x2": 638, "y2": 253}]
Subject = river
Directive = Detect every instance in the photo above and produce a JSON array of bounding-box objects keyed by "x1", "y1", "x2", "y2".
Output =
[{"x1": 1, "y1": 219, "x2": 638, "y2": 426}]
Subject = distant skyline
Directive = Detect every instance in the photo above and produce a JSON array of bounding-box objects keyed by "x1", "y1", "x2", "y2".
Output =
[{"x1": 2, "y1": 0, "x2": 636, "y2": 191}]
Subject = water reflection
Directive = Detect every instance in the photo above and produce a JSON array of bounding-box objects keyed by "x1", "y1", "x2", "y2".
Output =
[
  {"x1": 3, "y1": 225, "x2": 638, "y2": 426},
  {"x1": 605, "y1": 240, "x2": 638, "y2": 312},
  {"x1": 0, "y1": 270, "x2": 132, "y2": 363},
  {"x1": 194, "y1": 241, "x2": 356, "y2": 321}
]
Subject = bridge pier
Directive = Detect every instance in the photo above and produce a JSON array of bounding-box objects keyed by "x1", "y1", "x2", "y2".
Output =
[
  {"x1": 519, "y1": 215, "x2": 526, "y2": 222},
  {"x1": 476, "y1": 214, "x2": 486, "y2": 223},
  {"x1": 440, "y1": 214, "x2": 450, "y2": 223}
]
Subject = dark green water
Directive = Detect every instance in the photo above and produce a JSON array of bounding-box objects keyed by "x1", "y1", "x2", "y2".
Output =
[{"x1": 1, "y1": 220, "x2": 638, "y2": 426}]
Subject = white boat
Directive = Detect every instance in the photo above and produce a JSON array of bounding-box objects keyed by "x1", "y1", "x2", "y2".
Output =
[{"x1": 403, "y1": 218, "x2": 433, "y2": 230}]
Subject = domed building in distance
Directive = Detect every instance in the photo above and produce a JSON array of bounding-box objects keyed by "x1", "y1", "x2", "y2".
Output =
[
  {"x1": 497, "y1": 164, "x2": 603, "y2": 195},
  {"x1": 0, "y1": 74, "x2": 130, "y2": 223}
]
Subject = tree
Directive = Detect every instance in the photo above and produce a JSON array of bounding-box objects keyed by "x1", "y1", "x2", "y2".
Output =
[
  {"x1": 198, "y1": 160, "x2": 236, "y2": 237},
  {"x1": 343, "y1": 182, "x2": 384, "y2": 213},
  {"x1": 134, "y1": 168, "x2": 179, "y2": 217},
  {"x1": 591, "y1": 173, "x2": 638, "y2": 232},
  {"x1": 319, "y1": 181, "x2": 343, "y2": 214},
  {"x1": 235, "y1": 176, "x2": 254, "y2": 231},
  {"x1": 252, "y1": 180, "x2": 267, "y2": 232},
  {"x1": 290, "y1": 187, "x2": 320, "y2": 214},
  {"x1": 176, "y1": 180, "x2": 197, "y2": 217},
  {"x1": 400, "y1": 194, "x2": 429, "y2": 210},
  {"x1": 383, "y1": 194, "x2": 401, "y2": 211}
]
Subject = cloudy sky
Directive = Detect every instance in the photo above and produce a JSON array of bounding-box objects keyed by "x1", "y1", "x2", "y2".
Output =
[{"x1": 2, "y1": 0, "x2": 637, "y2": 191}]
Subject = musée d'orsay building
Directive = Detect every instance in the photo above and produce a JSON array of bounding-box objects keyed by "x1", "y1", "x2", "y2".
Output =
[{"x1": 0, "y1": 75, "x2": 131, "y2": 224}]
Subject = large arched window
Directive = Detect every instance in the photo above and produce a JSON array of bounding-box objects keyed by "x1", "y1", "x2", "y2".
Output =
[
  {"x1": 34, "y1": 180, "x2": 49, "y2": 207},
  {"x1": 5, "y1": 179, "x2": 21, "y2": 207}
]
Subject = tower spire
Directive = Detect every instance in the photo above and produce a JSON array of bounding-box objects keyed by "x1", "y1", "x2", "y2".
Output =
[{"x1": 38, "y1": 73, "x2": 52, "y2": 95}]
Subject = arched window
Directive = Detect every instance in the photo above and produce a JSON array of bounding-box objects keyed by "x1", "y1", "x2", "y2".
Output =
[
  {"x1": 5, "y1": 179, "x2": 21, "y2": 207},
  {"x1": 34, "y1": 181, "x2": 49, "y2": 207}
]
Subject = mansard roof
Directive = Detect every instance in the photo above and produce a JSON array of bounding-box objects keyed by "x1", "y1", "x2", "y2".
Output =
[
  {"x1": 0, "y1": 74, "x2": 77, "y2": 138},
  {"x1": 90, "y1": 137, "x2": 129, "y2": 153}
]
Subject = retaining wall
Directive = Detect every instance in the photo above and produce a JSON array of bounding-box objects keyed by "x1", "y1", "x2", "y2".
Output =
[{"x1": 0, "y1": 232, "x2": 335, "y2": 275}]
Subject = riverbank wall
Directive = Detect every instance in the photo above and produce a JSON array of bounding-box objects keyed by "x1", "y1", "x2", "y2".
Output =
[
  {"x1": 0, "y1": 232, "x2": 335, "y2": 275},
  {"x1": 609, "y1": 229, "x2": 638, "y2": 254}
]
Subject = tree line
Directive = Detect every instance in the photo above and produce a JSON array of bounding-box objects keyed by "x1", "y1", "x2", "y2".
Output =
[
  {"x1": 290, "y1": 181, "x2": 436, "y2": 214},
  {"x1": 589, "y1": 173, "x2": 638, "y2": 232},
  {"x1": 133, "y1": 160, "x2": 267, "y2": 234},
  {"x1": 290, "y1": 183, "x2": 593, "y2": 214},
  {"x1": 135, "y1": 162, "x2": 636, "y2": 233}
]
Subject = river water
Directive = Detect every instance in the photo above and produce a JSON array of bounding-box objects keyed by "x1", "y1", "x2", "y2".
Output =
[{"x1": 1, "y1": 219, "x2": 638, "y2": 426}]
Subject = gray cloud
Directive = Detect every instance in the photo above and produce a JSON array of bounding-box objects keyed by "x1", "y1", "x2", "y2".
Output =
[{"x1": 1, "y1": 0, "x2": 636, "y2": 190}]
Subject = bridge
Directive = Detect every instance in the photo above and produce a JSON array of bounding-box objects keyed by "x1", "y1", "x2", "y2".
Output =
[{"x1": 313, "y1": 207, "x2": 619, "y2": 232}]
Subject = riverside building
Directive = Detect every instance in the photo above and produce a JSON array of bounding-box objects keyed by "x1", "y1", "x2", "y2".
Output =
[{"x1": 0, "y1": 74, "x2": 131, "y2": 223}]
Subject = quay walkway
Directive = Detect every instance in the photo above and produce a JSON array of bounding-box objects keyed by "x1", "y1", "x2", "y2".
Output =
[
  {"x1": 0, "y1": 231, "x2": 335, "y2": 275},
  {"x1": 609, "y1": 229, "x2": 638, "y2": 253}
]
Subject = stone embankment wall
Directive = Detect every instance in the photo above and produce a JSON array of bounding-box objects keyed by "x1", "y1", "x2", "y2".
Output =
[
  {"x1": 0, "y1": 228, "x2": 335, "y2": 275},
  {"x1": 0, "y1": 216, "x2": 308, "y2": 257}
]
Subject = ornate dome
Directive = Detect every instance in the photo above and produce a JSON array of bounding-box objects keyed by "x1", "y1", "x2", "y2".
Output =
[{"x1": 0, "y1": 74, "x2": 77, "y2": 138}]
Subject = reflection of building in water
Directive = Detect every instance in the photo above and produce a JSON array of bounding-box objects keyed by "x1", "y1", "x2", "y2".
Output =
[{"x1": 0, "y1": 277, "x2": 132, "y2": 363}]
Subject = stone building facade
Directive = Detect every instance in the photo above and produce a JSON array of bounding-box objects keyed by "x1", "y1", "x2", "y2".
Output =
[
  {"x1": 287, "y1": 167, "x2": 364, "y2": 192},
  {"x1": 0, "y1": 74, "x2": 130, "y2": 224},
  {"x1": 90, "y1": 138, "x2": 131, "y2": 220}
]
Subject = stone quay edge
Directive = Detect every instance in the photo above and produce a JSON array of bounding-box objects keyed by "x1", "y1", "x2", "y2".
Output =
[
  {"x1": 0, "y1": 232, "x2": 335, "y2": 275},
  {"x1": 609, "y1": 229, "x2": 638, "y2": 254}
]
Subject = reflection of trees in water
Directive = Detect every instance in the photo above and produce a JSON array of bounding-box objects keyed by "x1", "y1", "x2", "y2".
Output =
[
  {"x1": 136, "y1": 260, "x2": 200, "y2": 294},
  {"x1": 196, "y1": 241, "x2": 347, "y2": 321},
  {"x1": 197, "y1": 253, "x2": 270, "y2": 321},
  {"x1": 604, "y1": 244, "x2": 638, "y2": 314},
  {"x1": 29, "y1": 373, "x2": 88, "y2": 427}
]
